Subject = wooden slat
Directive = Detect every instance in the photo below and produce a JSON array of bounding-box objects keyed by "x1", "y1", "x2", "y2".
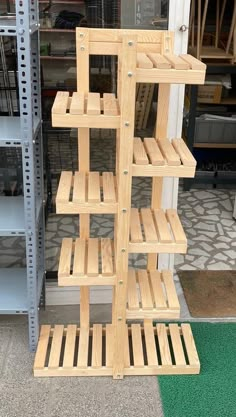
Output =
[
  {"x1": 88, "y1": 172, "x2": 100, "y2": 203},
  {"x1": 52, "y1": 91, "x2": 69, "y2": 114},
  {"x1": 153, "y1": 209, "x2": 172, "y2": 243},
  {"x1": 144, "y1": 321, "x2": 158, "y2": 365},
  {"x1": 162, "y1": 270, "x2": 180, "y2": 310},
  {"x1": 87, "y1": 92, "x2": 100, "y2": 115},
  {"x1": 172, "y1": 138, "x2": 196, "y2": 167},
  {"x1": 180, "y1": 54, "x2": 206, "y2": 70},
  {"x1": 73, "y1": 238, "x2": 86, "y2": 277},
  {"x1": 92, "y1": 324, "x2": 103, "y2": 368},
  {"x1": 130, "y1": 208, "x2": 143, "y2": 242},
  {"x1": 166, "y1": 209, "x2": 186, "y2": 244},
  {"x1": 156, "y1": 324, "x2": 172, "y2": 365},
  {"x1": 144, "y1": 138, "x2": 165, "y2": 166},
  {"x1": 87, "y1": 238, "x2": 99, "y2": 276},
  {"x1": 164, "y1": 53, "x2": 190, "y2": 70},
  {"x1": 124, "y1": 325, "x2": 130, "y2": 367},
  {"x1": 137, "y1": 270, "x2": 153, "y2": 309},
  {"x1": 137, "y1": 52, "x2": 153, "y2": 68},
  {"x1": 58, "y1": 238, "x2": 73, "y2": 277},
  {"x1": 63, "y1": 325, "x2": 77, "y2": 368},
  {"x1": 141, "y1": 208, "x2": 158, "y2": 242},
  {"x1": 73, "y1": 172, "x2": 86, "y2": 203},
  {"x1": 102, "y1": 172, "x2": 116, "y2": 203},
  {"x1": 87, "y1": 28, "x2": 163, "y2": 44},
  {"x1": 131, "y1": 324, "x2": 144, "y2": 367},
  {"x1": 103, "y1": 93, "x2": 119, "y2": 115},
  {"x1": 149, "y1": 271, "x2": 167, "y2": 308},
  {"x1": 70, "y1": 92, "x2": 84, "y2": 114},
  {"x1": 34, "y1": 325, "x2": 51, "y2": 369},
  {"x1": 127, "y1": 269, "x2": 139, "y2": 310},
  {"x1": 133, "y1": 137, "x2": 149, "y2": 165},
  {"x1": 77, "y1": 327, "x2": 89, "y2": 367},
  {"x1": 48, "y1": 325, "x2": 64, "y2": 369},
  {"x1": 181, "y1": 324, "x2": 199, "y2": 367},
  {"x1": 158, "y1": 139, "x2": 181, "y2": 166},
  {"x1": 147, "y1": 53, "x2": 171, "y2": 69},
  {"x1": 57, "y1": 171, "x2": 72, "y2": 203},
  {"x1": 101, "y1": 238, "x2": 113, "y2": 276},
  {"x1": 106, "y1": 324, "x2": 113, "y2": 367},
  {"x1": 169, "y1": 324, "x2": 186, "y2": 366}
]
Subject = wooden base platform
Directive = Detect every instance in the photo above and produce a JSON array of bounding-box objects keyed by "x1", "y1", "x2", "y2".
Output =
[
  {"x1": 132, "y1": 138, "x2": 196, "y2": 177},
  {"x1": 56, "y1": 171, "x2": 117, "y2": 214},
  {"x1": 189, "y1": 46, "x2": 234, "y2": 62},
  {"x1": 34, "y1": 323, "x2": 200, "y2": 377}
]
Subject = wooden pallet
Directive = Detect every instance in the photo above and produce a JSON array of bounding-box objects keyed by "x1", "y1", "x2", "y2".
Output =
[
  {"x1": 129, "y1": 208, "x2": 187, "y2": 253},
  {"x1": 56, "y1": 171, "x2": 117, "y2": 214},
  {"x1": 132, "y1": 137, "x2": 196, "y2": 177},
  {"x1": 34, "y1": 323, "x2": 199, "y2": 377}
]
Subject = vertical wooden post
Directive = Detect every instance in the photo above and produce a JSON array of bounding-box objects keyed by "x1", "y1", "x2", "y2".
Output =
[
  {"x1": 112, "y1": 34, "x2": 137, "y2": 379},
  {"x1": 76, "y1": 28, "x2": 90, "y2": 328},
  {"x1": 196, "y1": 0, "x2": 201, "y2": 59},
  {"x1": 200, "y1": 0, "x2": 208, "y2": 47},
  {"x1": 215, "y1": 0, "x2": 220, "y2": 48},
  {"x1": 226, "y1": 0, "x2": 236, "y2": 54}
]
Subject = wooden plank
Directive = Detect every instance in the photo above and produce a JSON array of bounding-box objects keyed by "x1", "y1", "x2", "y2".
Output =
[
  {"x1": 77, "y1": 326, "x2": 89, "y2": 367},
  {"x1": 153, "y1": 208, "x2": 172, "y2": 243},
  {"x1": 52, "y1": 91, "x2": 69, "y2": 114},
  {"x1": 141, "y1": 208, "x2": 158, "y2": 242},
  {"x1": 144, "y1": 321, "x2": 158, "y2": 365},
  {"x1": 169, "y1": 324, "x2": 186, "y2": 366},
  {"x1": 88, "y1": 172, "x2": 100, "y2": 203},
  {"x1": 142, "y1": 84, "x2": 155, "y2": 129},
  {"x1": 181, "y1": 324, "x2": 200, "y2": 367},
  {"x1": 157, "y1": 139, "x2": 181, "y2": 166},
  {"x1": 172, "y1": 138, "x2": 196, "y2": 167},
  {"x1": 102, "y1": 172, "x2": 116, "y2": 203},
  {"x1": 124, "y1": 325, "x2": 130, "y2": 367},
  {"x1": 58, "y1": 238, "x2": 72, "y2": 278},
  {"x1": 103, "y1": 93, "x2": 119, "y2": 116},
  {"x1": 166, "y1": 209, "x2": 186, "y2": 244},
  {"x1": 180, "y1": 54, "x2": 206, "y2": 70},
  {"x1": 156, "y1": 324, "x2": 172, "y2": 365},
  {"x1": 87, "y1": 93, "x2": 101, "y2": 115},
  {"x1": 56, "y1": 171, "x2": 72, "y2": 203},
  {"x1": 127, "y1": 269, "x2": 139, "y2": 310},
  {"x1": 133, "y1": 137, "x2": 149, "y2": 165},
  {"x1": 147, "y1": 53, "x2": 171, "y2": 69},
  {"x1": 162, "y1": 270, "x2": 179, "y2": 310},
  {"x1": 135, "y1": 68, "x2": 205, "y2": 85},
  {"x1": 144, "y1": 138, "x2": 165, "y2": 166},
  {"x1": 48, "y1": 325, "x2": 64, "y2": 369},
  {"x1": 86, "y1": 28, "x2": 163, "y2": 44},
  {"x1": 137, "y1": 270, "x2": 153, "y2": 310},
  {"x1": 130, "y1": 208, "x2": 143, "y2": 243},
  {"x1": 34, "y1": 325, "x2": 51, "y2": 369},
  {"x1": 101, "y1": 238, "x2": 113, "y2": 276},
  {"x1": 87, "y1": 238, "x2": 99, "y2": 276},
  {"x1": 73, "y1": 172, "x2": 86, "y2": 203},
  {"x1": 92, "y1": 324, "x2": 103, "y2": 368},
  {"x1": 73, "y1": 238, "x2": 86, "y2": 277},
  {"x1": 164, "y1": 53, "x2": 190, "y2": 70},
  {"x1": 106, "y1": 324, "x2": 113, "y2": 367},
  {"x1": 70, "y1": 92, "x2": 84, "y2": 115},
  {"x1": 63, "y1": 324, "x2": 77, "y2": 368},
  {"x1": 149, "y1": 270, "x2": 167, "y2": 309},
  {"x1": 131, "y1": 324, "x2": 144, "y2": 367},
  {"x1": 137, "y1": 52, "x2": 153, "y2": 68}
]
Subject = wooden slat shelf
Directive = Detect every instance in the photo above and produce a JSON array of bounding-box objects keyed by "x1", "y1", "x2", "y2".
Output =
[
  {"x1": 56, "y1": 171, "x2": 117, "y2": 214},
  {"x1": 52, "y1": 92, "x2": 120, "y2": 128},
  {"x1": 126, "y1": 269, "x2": 180, "y2": 319},
  {"x1": 132, "y1": 137, "x2": 196, "y2": 177},
  {"x1": 34, "y1": 323, "x2": 200, "y2": 377},
  {"x1": 129, "y1": 208, "x2": 187, "y2": 253},
  {"x1": 58, "y1": 238, "x2": 116, "y2": 286}
]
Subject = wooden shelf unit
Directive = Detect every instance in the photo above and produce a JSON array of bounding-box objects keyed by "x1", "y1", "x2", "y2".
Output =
[{"x1": 34, "y1": 28, "x2": 206, "y2": 378}]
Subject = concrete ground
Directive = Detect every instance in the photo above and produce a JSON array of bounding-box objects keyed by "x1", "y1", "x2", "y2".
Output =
[{"x1": 0, "y1": 306, "x2": 163, "y2": 417}]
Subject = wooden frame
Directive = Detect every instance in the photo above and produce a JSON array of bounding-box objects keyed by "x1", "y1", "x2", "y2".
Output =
[{"x1": 34, "y1": 28, "x2": 206, "y2": 379}]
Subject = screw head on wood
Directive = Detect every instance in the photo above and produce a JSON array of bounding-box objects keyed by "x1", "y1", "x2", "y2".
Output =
[
  {"x1": 124, "y1": 121, "x2": 129, "y2": 127},
  {"x1": 121, "y1": 248, "x2": 126, "y2": 253},
  {"x1": 79, "y1": 32, "x2": 84, "y2": 37},
  {"x1": 80, "y1": 46, "x2": 85, "y2": 51},
  {"x1": 123, "y1": 170, "x2": 128, "y2": 175},
  {"x1": 118, "y1": 317, "x2": 122, "y2": 321},
  {"x1": 122, "y1": 208, "x2": 127, "y2": 213},
  {"x1": 128, "y1": 40, "x2": 133, "y2": 46},
  {"x1": 128, "y1": 71, "x2": 133, "y2": 77},
  {"x1": 119, "y1": 280, "x2": 123, "y2": 285}
]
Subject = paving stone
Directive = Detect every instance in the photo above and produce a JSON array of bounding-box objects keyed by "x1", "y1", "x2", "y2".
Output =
[
  {"x1": 195, "y1": 222, "x2": 216, "y2": 232},
  {"x1": 217, "y1": 236, "x2": 231, "y2": 243},
  {"x1": 214, "y1": 242, "x2": 230, "y2": 249},
  {"x1": 217, "y1": 223, "x2": 224, "y2": 236},
  {"x1": 207, "y1": 208, "x2": 220, "y2": 215},
  {"x1": 191, "y1": 256, "x2": 209, "y2": 268},
  {"x1": 193, "y1": 191, "x2": 215, "y2": 200},
  {"x1": 203, "y1": 202, "x2": 218, "y2": 209},
  {"x1": 207, "y1": 262, "x2": 231, "y2": 270},
  {"x1": 188, "y1": 248, "x2": 210, "y2": 257},
  {"x1": 221, "y1": 219, "x2": 235, "y2": 227},
  {"x1": 201, "y1": 215, "x2": 220, "y2": 222},
  {"x1": 199, "y1": 242, "x2": 213, "y2": 252},
  {"x1": 195, "y1": 205, "x2": 204, "y2": 215},
  {"x1": 193, "y1": 234, "x2": 211, "y2": 242},
  {"x1": 227, "y1": 232, "x2": 236, "y2": 238},
  {"x1": 224, "y1": 250, "x2": 236, "y2": 260},
  {"x1": 219, "y1": 199, "x2": 232, "y2": 211},
  {"x1": 214, "y1": 253, "x2": 228, "y2": 261},
  {"x1": 60, "y1": 217, "x2": 73, "y2": 225},
  {"x1": 179, "y1": 264, "x2": 197, "y2": 271}
]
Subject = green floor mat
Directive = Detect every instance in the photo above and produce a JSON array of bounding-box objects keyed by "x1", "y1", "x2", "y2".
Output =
[{"x1": 158, "y1": 323, "x2": 236, "y2": 417}]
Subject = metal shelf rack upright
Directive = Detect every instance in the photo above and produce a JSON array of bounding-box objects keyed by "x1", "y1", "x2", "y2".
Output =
[{"x1": 0, "y1": 1, "x2": 45, "y2": 351}]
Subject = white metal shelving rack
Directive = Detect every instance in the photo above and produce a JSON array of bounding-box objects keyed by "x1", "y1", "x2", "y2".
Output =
[{"x1": 0, "y1": 2, "x2": 45, "y2": 351}]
